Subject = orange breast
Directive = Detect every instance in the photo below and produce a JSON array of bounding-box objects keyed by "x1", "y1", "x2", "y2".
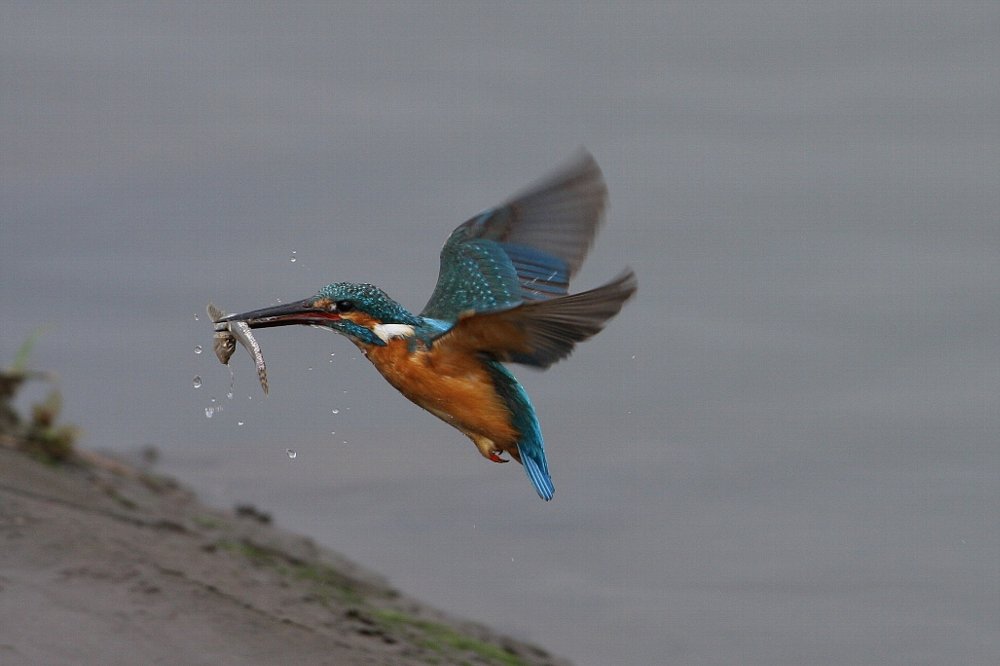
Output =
[{"x1": 364, "y1": 339, "x2": 519, "y2": 451}]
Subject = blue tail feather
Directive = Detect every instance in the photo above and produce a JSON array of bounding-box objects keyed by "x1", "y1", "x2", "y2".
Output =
[
  {"x1": 519, "y1": 442, "x2": 555, "y2": 501},
  {"x1": 485, "y1": 361, "x2": 555, "y2": 501}
]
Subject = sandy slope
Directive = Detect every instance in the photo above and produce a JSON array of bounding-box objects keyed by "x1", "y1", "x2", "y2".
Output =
[{"x1": 0, "y1": 445, "x2": 567, "y2": 666}]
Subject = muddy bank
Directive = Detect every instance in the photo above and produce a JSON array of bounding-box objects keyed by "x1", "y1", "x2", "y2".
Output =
[{"x1": 0, "y1": 444, "x2": 568, "y2": 666}]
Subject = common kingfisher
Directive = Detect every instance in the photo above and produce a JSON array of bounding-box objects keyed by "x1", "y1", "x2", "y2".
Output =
[{"x1": 215, "y1": 152, "x2": 637, "y2": 500}]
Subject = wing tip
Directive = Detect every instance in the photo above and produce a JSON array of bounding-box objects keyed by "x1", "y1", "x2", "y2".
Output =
[{"x1": 611, "y1": 266, "x2": 639, "y2": 300}]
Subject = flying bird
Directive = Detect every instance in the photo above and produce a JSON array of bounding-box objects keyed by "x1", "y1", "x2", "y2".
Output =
[{"x1": 215, "y1": 152, "x2": 637, "y2": 500}]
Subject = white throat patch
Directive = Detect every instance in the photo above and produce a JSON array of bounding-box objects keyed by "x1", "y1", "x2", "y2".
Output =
[{"x1": 372, "y1": 323, "x2": 416, "y2": 343}]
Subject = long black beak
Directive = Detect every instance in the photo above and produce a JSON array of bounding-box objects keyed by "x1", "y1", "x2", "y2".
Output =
[{"x1": 213, "y1": 298, "x2": 338, "y2": 330}]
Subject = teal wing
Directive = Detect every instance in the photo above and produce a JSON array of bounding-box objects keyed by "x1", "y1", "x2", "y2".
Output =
[
  {"x1": 431, "y1": 270, "x2": 637, "y2": 369},
  {"x1": 420, "y1": 151, "x2": 608, "y2": 322}
]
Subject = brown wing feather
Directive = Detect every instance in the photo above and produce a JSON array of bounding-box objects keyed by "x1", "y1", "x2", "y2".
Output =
[{"x1": 436, "y1": 269, "x2": 637, "y2": 368}]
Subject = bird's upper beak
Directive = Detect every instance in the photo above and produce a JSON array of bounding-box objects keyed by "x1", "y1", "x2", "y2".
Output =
[{"x1": 213, "y1": 298, "x2": 341, "y2": 330}]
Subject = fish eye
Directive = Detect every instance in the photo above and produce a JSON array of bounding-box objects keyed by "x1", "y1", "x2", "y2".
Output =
[{"x1": 336, "y1": 300, "x2": 355, "y2": 312}]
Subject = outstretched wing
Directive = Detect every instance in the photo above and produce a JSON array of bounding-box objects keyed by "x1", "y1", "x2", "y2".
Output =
[
  {"x1": 420, "y1": 151, "x2": 608, "y2": 322},
  {"x1": 433, "y1": 270, "x2": 637, "y2": 369}
]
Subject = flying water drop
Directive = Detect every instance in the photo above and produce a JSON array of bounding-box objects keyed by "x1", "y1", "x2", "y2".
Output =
[
  {"x1": 331, "y1": 408, "x2": 340, "y2": 415},
  {"x1": 290, "y1": 250, "x2": 297, "y2": 263},
  {"x1": 192, "y1": 376, "x2": 202, "y2": 389},
  {"x1": 286, "y1": 449, "x2": 297, "y2": 459},
  {"x1": 237, "y1": 421, "x2": 244, "y2": 426},
  {"x1": 194, "y1": 345, "x2": 203, "y2": 355}
]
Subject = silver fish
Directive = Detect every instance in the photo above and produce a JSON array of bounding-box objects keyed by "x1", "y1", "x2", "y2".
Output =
[
  {"x1": 207, "y1": 303, "x2": 269, "y2": 394},
  {"x1": 207, "y1": 304, "x2": 236, "y2": 363}
]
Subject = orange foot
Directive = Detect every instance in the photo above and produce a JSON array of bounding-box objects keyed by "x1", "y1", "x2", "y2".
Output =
[{"x1": 472, "y1": 435, "x2": 509, "y2": 463}]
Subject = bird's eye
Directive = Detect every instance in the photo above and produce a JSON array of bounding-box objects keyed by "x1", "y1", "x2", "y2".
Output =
[{"x1": 336, "y1": 300, "x2": 354, "y2": 312}]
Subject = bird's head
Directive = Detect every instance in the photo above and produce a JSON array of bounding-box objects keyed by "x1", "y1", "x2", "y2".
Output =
[{"x1": 216, "y1": 282, "x2": 420, "y2": 347}]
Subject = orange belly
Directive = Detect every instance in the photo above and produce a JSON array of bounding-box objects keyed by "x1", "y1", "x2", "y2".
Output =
[{"x1": 363, "y1": 339, "x2": 519, "y2": 453}]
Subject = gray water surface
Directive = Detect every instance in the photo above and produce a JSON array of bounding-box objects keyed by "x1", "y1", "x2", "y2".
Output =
[{"x1": 3, "y1": 3, "x2": 998, "y2": 664}]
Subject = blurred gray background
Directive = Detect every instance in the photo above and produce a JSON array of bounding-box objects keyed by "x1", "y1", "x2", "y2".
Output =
[{"x1": 3, "y1": 2, "x2": 998, "y2": 664}]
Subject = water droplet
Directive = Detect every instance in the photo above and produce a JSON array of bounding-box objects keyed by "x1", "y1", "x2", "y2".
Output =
[
  {"x1": 192, "y1": 376, "x2": 202, "y2": 389},
  {"x1": 330, "y1": 431, "x2": 336, "y2": 436},
  {"x1": 307, "y1": 366, "x2": 313, "y2": 371},
  {"x1": 194, "y1": 345, "x2": 203, "y2": 355},
  {"x1": 330, "y1": 352, "x2": 336, "y2": 358},
  {"x1": 345, "y1": 406, "x2": 351, "y2": 411},
  {"x1": 204, "y1": 406, "x2": 214, "y2": 418},
  {"x1": 631, "y1": 354, "x2": 636, "y2": 360},
  {"x1": 290, "y1": 250, "x2": 297, "y2": 263},
  {"x1": 342, "y1": 440, "x2": 347, "y2": 445},
  {"x1": 247, "y1": 394, "x2": 253, "y2": 400},
  {"x1": 237, "y1": 421, "x2": 244, "y2": 426},
  {"x1": 331, "y1": 408, "x2": 339, "y2": 415},
  {"x1": 226, "y1": 392, "x2": 234, "y2": 400},
  {"x1": 194, "y1": 314, "x2": 200, "y2": 321},
  {"x1": 286, "y1": 449, "x2": 297, "y2": 459}
]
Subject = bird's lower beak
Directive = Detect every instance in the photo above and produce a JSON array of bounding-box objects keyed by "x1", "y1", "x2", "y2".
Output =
[{"x1": 213, "y1": 298, "x2": 339, "y2": 330}]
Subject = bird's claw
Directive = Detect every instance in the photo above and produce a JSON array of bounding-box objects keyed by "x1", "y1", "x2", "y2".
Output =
[{"x1": 488, "y1": 451, "x2": 508, "y2": 463}]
